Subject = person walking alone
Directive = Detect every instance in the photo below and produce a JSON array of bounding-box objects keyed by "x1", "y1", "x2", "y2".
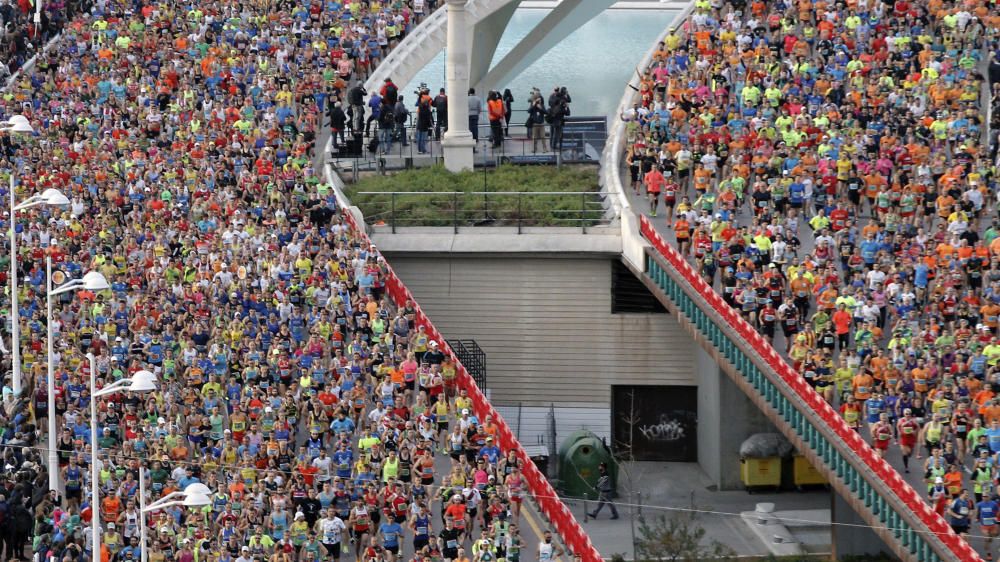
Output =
[
  {"x1": 587, "y1": 463, "x2": 619, "y2": 520},
  {"x1": 467, "y1": 88, "x2": 482, "y2": 143}
]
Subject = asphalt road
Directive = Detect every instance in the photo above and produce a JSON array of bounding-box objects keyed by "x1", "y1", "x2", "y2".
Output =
[{"x1": 312, "y1": 121, "x2": 554, "y2": 561}]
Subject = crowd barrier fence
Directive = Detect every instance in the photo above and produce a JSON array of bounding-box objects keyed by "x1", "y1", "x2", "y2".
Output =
[{"x1": 340, "y1": 205, "x2": 604, "y2": 560}]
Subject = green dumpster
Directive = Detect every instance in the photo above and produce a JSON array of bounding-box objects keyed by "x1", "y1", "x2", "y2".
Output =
[{"x1": 558, "y1": 431, "x2": 616, "y2": 499}]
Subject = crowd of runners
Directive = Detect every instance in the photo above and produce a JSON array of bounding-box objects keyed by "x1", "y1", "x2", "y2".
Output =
[
  {"x1": 625, "y1": 0, "x2": 1000, "y2": 549},
  {"x1": 1, "y1": 0, "x2": 84, "y2": 80},
  {"x1": 0, "y1": 0, "x2": 579, "y2": 561}
]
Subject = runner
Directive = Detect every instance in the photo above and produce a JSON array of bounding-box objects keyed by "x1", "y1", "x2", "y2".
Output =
[{"x1": 623, "y1": 0, "x2": 999, "y2": 544}]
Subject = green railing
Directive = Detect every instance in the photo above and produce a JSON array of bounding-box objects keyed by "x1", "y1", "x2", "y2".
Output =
[{"x1": 645, "y1": 251, "x2": 967, "y2": 562}]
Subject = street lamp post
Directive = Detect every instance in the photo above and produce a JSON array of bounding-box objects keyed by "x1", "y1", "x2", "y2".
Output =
[
  {"x1": 1, "y1": 114, "x2": 39, "y2": 397},
  {"x1": 137, "y1": 481, "x2": 212, "y2": 562},
  {"x1": 86, "y1": 352, "x2": 156, "y2": 560},
  {"x1": 46, "y1": 267, "x2": 104, "y2": 491}
]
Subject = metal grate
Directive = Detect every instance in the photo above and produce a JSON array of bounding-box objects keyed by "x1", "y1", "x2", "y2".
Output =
[
  {"x1": 612, "y1": 259, "x2": 666, "y2": 313},
  {"x1": 448, "y1": 339, "x2": 487, "y2": 390}
]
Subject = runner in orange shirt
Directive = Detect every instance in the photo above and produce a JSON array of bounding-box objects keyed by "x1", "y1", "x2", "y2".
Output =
[
  {"x1": 645, "y1": 166, "x2": 666, "y2": 217},
  {"x1": 674, "y1": 216, "x2": 691, "y2": 256}
]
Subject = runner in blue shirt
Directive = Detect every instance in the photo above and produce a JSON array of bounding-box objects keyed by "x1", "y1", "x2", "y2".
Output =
[
  {"x1": 378, "y1": 518, "x2": 403, "y2": 559},
  {"x1": 977, "y1": 495, "x2": 1000, "y2": 549},
  {"x1": 947, "y1": 489, "x2": 972, "y2": 536}
]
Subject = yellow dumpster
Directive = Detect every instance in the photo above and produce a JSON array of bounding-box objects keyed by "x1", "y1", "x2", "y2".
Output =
[
  {"x1": 792, "y1": 455, "x2": 826, "y2": 489},
  {"x1": 741, "y1": 457, "x2": 781, "y2": 492}
]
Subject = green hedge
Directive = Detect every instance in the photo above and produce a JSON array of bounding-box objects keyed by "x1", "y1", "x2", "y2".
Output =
[{"x1": 343, "y1": 164, "x2": 605, "y2": 228}]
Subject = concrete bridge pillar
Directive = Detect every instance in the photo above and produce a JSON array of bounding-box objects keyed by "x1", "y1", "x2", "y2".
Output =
[{"x1": 442, "y1": 0, "x2": 476, "y2": 172}]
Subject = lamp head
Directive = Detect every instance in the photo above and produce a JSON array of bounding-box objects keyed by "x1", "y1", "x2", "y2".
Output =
[
  {"x1": 2, "y1": 115, "x2": 34, "y2": 134},
  {"x1": 181, "y1": 492, "x2": 212, "y2": 507},
  {"x1": 126, "y1": 372, "x2": 157, "y2": 393},
  {"x1": 80, "y1": 271, "x2": 110, "y2": 291},
  {"x1": 39, "y1": 188, "x2": 69, "y2": 206},
  {"x1": 182, "y1": 483, "x2": 213, "y2": 497}
]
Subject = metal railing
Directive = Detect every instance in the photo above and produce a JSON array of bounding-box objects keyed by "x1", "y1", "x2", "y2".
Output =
[
  {"x1": 447, "y1": 339, "x2": 486, "y2": 390},
  {"x1": 355, "y1": 190, "x2": 607, "y2": 233},
  {"x1": 327, "y1": 113, "x2": 607, "y2": 176}
]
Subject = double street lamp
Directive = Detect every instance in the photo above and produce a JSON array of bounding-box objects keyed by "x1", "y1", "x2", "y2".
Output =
[
  {"x1": 137, "y1": 481, "x2": 212, "y2": 562},
  {"x1": 2, "y1": 114, "x2": 68, "y2": 397},
  {"x1": 0, "y1": 115, "x2": 46, "y2": 396},
  {"x1": 43, "y1": 267, "x2": 108, "y2": 490},
  {"x1": 85, "y1": 352, "x2": 158, "y2": 560}
]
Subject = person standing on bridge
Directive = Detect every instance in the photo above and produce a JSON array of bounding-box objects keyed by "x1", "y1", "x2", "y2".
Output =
[
  {"x1": 487, "y1": 91, "x2": 505, "y2": 149},
  {"x1": 329, "y1": 101, "x2": 347, "y2": 150},
  {"x1": 528, "y1": 93, "x2": 547, "y2": 154},
  {"x1": 366, "y1": 91, "x2": 383, "y2": 137},
  {"x1": 502, "y1": 88, "x2": 514, "y2": 138},
  {"x1": 587, "y1": 463, "x2": 619, "y2": 520},
  {"x1": 468, "y1": 88, "x2": 482, "y2": 143},
  {"x1": 547, "y1": 89, "x2": 570, "y2": 152},
  {"x1": 416, "y1": 93, "x2": 433, "y2": 154},
  {"x1": 393, "y1": 95, "x2": 411, "y2": 147},
  {"x1": 433, "y1": 88, "x2": 448, "y2": 140},
  {"x1": 347, "y1": 81, "x2": 367, "y2": 135}
]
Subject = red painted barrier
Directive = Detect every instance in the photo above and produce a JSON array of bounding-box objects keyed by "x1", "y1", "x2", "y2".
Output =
[
  {"x1": 340, "y1": 210, "x2": 603, "y2": 560},
  {"x1": 638, "y1": 215, "x2": 979, "y2": 561}
]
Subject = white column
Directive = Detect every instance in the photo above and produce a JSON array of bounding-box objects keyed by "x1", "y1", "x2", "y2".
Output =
[
  {"x1": 10, "y1": 173, "x2": 21, "y2": 396},
  {"x1": 89, "y1": 352, "x2": 101, "y2": 560},
  {"x1": 441, "y1": 0, "x2": 476, "y2": 173},
  {"x1": 139, "y1": 463, "x2": 147, "y2": 562},
  {"x1": 46, "y1": 255, "x2": 58, "y2": 491}
]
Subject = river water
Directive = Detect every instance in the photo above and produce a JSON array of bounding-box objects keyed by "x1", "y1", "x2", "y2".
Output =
[{"x1": 402, "y1": 8, "x2": 679, "y2": 119}]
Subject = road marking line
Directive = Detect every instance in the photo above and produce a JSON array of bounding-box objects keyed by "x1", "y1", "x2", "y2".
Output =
[
  {"x1": 523, "y1": 498, "x2": 546, "y2": 540},
  {"x1": 523, "y1": 496, "x2": 576, "y2": 561}
]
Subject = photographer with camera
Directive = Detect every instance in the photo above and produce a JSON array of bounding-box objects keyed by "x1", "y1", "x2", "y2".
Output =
[
  {"x1": 347, "y1": 80, "x2": 367, "y2": 134},
  {"x1": 547, "y1": 86, "x2": 571, "y2": 152}
]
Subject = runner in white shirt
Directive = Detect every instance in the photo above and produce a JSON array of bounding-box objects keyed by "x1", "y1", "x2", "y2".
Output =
[
  {"x1": 538, "y1": 530, "x2": 565, "y2": 562},
  {"x1": 312, "y1": 450, "x2": 334, "y2": 483},
  {"x1": 317, "y1": 509, "x2": 347, "y2": 559}
]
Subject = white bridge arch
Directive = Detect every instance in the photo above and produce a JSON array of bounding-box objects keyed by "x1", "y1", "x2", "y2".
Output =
[{"x1": 364, "y1": 0, "x2": 688, "y2": 98}]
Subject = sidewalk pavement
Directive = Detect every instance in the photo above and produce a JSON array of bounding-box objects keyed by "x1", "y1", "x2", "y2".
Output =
[{"x1": 569, "y1": 462, "x2": 830, "y2": 559}]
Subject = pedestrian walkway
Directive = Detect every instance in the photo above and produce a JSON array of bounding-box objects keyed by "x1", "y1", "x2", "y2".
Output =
[{"x1": 579, "y1": 462, "x2": 829, "y2": 557}]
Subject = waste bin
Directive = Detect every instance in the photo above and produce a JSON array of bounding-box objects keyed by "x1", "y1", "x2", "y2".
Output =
[
  {"x1": 741, "y1": 457, "x2": 781, "y2": 493},
  {"x1": 558, "y1": 431, "x2": 614, "y2": 499},
  {"x1": 792, "y1": 455, "x2": 826, "y2": 489}
]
